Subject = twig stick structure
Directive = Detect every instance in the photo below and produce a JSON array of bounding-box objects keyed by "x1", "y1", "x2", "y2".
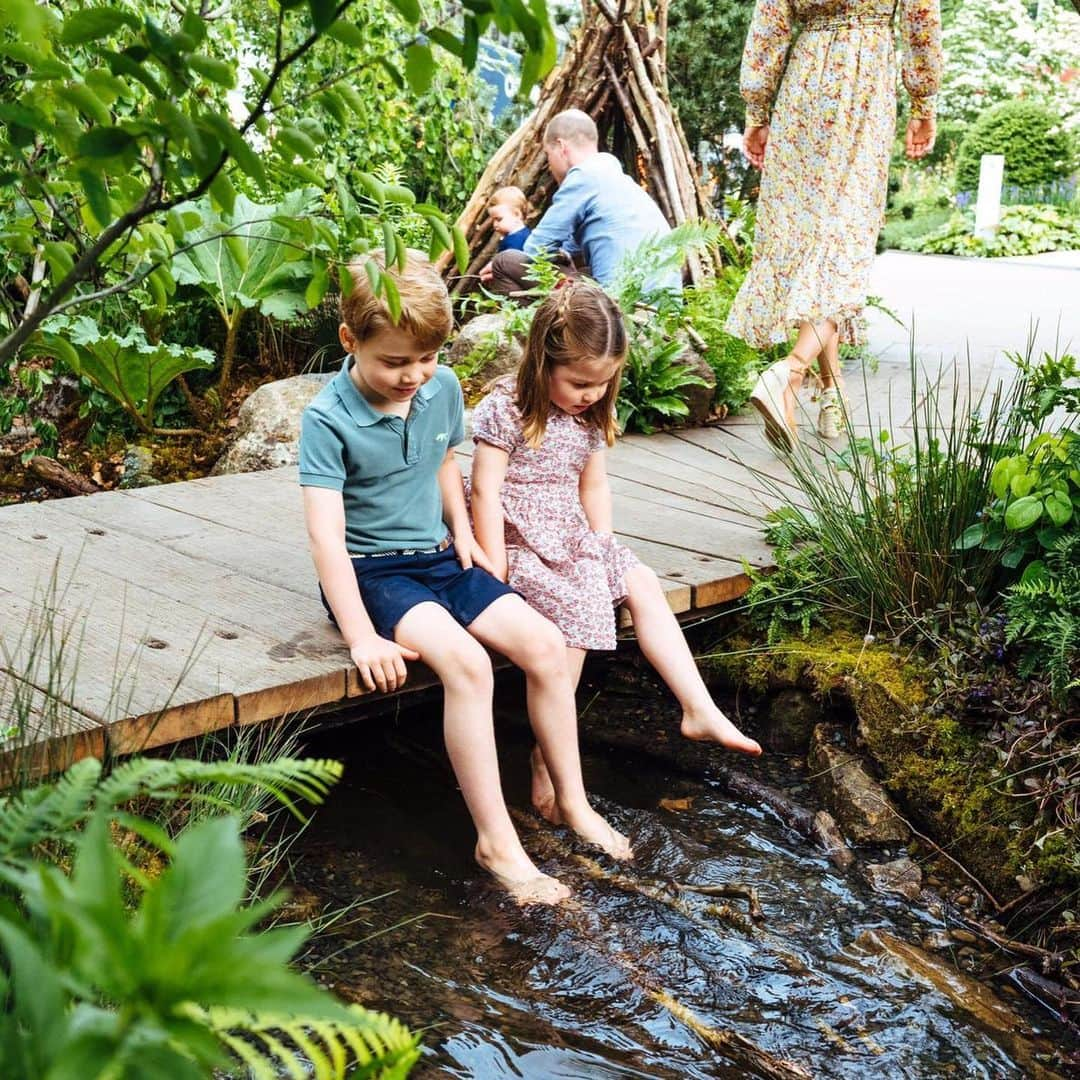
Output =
[{"x1": 443, "y1": 0, "x2": 719, "y2": 294}]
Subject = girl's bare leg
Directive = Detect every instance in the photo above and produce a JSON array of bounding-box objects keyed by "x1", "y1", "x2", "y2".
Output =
[
  {"x1": 530, "y1": 646, "x2": 587, "y2": 823},
  {"x1": 622, "y1": 565, "x2": 761, "y2": 754},
  {"x1": 395, "y1": 602, "x2": 570, "y2": 905},
  {"x1": 469, "y1": 596, "x2": 632, "y2": 859}
]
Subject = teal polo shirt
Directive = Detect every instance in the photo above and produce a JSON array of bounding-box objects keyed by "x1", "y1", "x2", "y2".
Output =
[{"x1": 299, "y1": 358, "x2": 464, "y2": 554}]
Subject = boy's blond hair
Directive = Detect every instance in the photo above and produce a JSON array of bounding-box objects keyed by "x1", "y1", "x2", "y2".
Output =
[
  {"x1": 488, "y1": 185, "x2": 532, "y2": 220},
  {"x1": 340, "y1": 249, "x2": 452, "y2": 351}
]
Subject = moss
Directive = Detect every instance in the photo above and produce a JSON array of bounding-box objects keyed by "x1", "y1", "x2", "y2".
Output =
[{"x1": 708, "y1": 626, "x2": 1071, "y2": 901}]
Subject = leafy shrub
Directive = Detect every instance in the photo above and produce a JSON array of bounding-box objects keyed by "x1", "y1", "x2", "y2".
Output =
[
  {"x1": 616, "y1": 327, "x2": 708, "y2": 434},
  {"x1": 955, "y1": 100, "x2": 1077, "y2": 194},
  {"x1": 0, "y1": 756, "x2": 421, "y2": 1079},
  {"x1": 1004, "y1": 533, "x2": 1080, "y2": 701},
  {"x1": 902, "y1": 204, "x2": 1080, "y2": 257}
]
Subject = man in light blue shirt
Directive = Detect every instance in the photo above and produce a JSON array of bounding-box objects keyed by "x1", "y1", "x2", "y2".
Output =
[{"x1": 480, "y1": 110, "x2": 681, "y2": 299}]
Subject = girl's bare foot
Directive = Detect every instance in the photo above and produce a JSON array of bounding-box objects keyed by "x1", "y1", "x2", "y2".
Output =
[
  {"x1": 561, "y1": 804, "x2": 634, "y2": 860},
  {"x1": 529, "y1": 745, "x2": 563, "y2": 824},
  {"x1": 681, "y1": 704, "x2": 763, "y2": 756},
  {"x1": 475, "y1": 841, "x2": 571, "y2": 905}
]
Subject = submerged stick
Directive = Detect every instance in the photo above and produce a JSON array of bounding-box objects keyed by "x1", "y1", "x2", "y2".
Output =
[{"x1": 674, "y1": 881, "x2": 766, "y2": 922}]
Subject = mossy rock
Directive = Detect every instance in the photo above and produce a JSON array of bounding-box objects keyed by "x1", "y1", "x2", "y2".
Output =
[{"x1": 708, "y1": 627, "x2": 1067, "y2": 902}]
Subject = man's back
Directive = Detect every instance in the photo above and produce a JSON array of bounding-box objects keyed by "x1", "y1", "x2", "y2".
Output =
[{"x1": 525, "y1": 153, "x2": 680, "y2": 291}]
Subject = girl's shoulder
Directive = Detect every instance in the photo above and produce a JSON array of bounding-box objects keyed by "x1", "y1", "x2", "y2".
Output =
[{"x1": 473, "y1": 378, "x2": 523, "y2": 450}]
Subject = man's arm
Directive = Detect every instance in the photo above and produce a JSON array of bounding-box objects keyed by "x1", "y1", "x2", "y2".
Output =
[
  {"x1": 303, "y1": 487, "x2": 417, "y2": 692},
  {"x1": 523, "y1": 168, "x2": 589, "y2": 258}
]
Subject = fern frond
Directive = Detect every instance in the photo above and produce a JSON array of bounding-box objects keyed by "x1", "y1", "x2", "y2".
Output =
[
  {"x1": 198, "y1": 1005, "x2": 421, "y2": 1080},
  {"x1": 0, "y1": 757, "x2": 102, "y2": 859},
  {"x1": 98, "y1": 758, "x2": 345, "y2": 819}
]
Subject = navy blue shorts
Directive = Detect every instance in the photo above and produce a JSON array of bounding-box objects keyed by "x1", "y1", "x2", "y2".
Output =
[{"x1": 320, "y1": 544, "x2": 516, "y2": 640}]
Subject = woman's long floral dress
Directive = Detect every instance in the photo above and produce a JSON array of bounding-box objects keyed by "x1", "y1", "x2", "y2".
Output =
[{"x1": 726, "y1": 0, "x2": 943, "y2": 348}]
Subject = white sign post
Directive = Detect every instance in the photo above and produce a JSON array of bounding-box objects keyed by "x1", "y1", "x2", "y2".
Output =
[{"x1": 974, "y1": 154, "x2": 1004, "y2": 241}]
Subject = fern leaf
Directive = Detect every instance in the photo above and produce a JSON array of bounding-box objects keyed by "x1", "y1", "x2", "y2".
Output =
[{"x1": 0, "y1": 757, "x2": 101, "y2": 859}]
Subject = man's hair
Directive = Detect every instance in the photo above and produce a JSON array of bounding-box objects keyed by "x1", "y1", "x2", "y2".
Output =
[
  {"x1": 544, "y1": 109, "x2": 599, "y2": 149},
  {"x1": 515, "y1": 281, "x2": 626, "y2": 448},
  {"x1": 488, "y1": 185, "x2": 532, "y2": 219},
  {"x1": 340, "y1": 249, "x2": 452, "y2": 350}
]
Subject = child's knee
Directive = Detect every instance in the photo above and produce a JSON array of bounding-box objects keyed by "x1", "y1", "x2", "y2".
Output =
[
  {"x1": 442, "y1": 637, "x2": 494, "y2": 693},
  {"x1": 522, "y1": 619, "x2": 567, "y2": 675}
]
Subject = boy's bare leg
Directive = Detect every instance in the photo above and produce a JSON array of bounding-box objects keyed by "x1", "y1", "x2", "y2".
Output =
[
  {"x1": 622, "y1": 565, "x2": 762, "y2": 755},
  {"x1": 530, "y1": 646, "x2": 587, "y2": 824},
  {"x1": 469, "y1": 596, "x2": 632, "y2": 859},
  {"x1": 394, "y1": 602, "x2": 570, "y2": 904}
]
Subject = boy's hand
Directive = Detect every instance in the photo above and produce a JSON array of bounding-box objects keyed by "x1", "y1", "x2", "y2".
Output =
[
  {"x1": 479, "y1": 261, "x2": 494, "y2": 283},
  {"x1": 349, "y1": 634, "x2": 420, "y2": 694},
  {"x1": 453, "y1": 532, "x2": 497, "y2": 575}
]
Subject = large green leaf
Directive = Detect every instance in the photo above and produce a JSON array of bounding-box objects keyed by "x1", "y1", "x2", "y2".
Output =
[
  {"x1": 171, "y1": 190, "x2": 324, "y2": 323},
  {"x1": 32, "y1": 316, "x2": 214, "y2": 431}
]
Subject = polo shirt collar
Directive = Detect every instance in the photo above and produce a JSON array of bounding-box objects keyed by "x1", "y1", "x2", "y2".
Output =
[{"x1": 332, "y1": 355, "x2": 443, "y2": 427}]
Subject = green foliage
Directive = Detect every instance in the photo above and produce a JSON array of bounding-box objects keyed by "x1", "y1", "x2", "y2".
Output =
[
  {"x1": 955, "y1": 100, "x2": 1077, "y2": 194},
  {"x1": 616, "y1": 328, "x2": 707, "y2": 434},
  {"x1": 0, "y1": 0, "x2": 555, "y2": 407},
  {"x1": 902, "y1": 204, "x2": 1080, "y2": 257},
  {"x1": 28, "y1": 315, "x2": 213, "y2": 433},
  {"x1": 744, "y1": 348, "x2": 1064, "y2": 641},
  {"x1": 1004, "y1": 534, "x2": 1080, "y2": 701},
  {"x1": 0, "y1": 807, "x2": 420, "y2": 1079}
]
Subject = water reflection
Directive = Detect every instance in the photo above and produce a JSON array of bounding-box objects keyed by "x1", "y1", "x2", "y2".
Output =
[{"x1": 290, "y1": 699, "x2": 1067, "y2": 1079}]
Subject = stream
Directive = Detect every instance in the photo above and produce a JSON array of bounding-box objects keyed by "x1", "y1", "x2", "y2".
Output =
[{"x1": 287, "y1": 679, "x2": 1072, "y2": 1079}]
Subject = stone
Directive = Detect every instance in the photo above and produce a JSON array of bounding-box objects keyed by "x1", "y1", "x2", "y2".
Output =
[
  {"x1": 673, "y1": 336, "x2": 718, "y2": 426},
  {"x1": 764, "y1": 688, "x2": 823, "y2": 754},
  {"x1": 863, "y1": 857, "x2": 923, "y2": 901},
  {"x1": 949, "y1": 928, "x2": 979, "y2": 945},
  {"x1": 444, "y1": 312, "x2": 523, "y2": 383},
  {"x1": 812, "y1": 809, "x2": 855, "y2": 869},
  {"x1": 118, "y1": 445, "x2": 159, "y2": 489},
  {"x1": 212, "y1": 372, "x2": 331, "y2": 475},
  {"x1": 808, "y1": 724, "x2": 910, "y2": 845}
]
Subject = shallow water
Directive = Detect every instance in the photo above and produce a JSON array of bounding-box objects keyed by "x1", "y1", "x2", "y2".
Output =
[{"x1": 290, "y1": 689, "x2": 1068, "y2": 1079}]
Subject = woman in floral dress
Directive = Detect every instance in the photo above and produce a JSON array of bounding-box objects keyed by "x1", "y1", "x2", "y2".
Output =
[{"x1": 728, "y1": 0, "x2": 943, "y2": 448}]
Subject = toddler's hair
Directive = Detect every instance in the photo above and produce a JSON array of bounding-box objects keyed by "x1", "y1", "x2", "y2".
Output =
[
  {"x1": 340, "y1": 249, "x2": 452, "y2": 351},
  {"x1": 488, "y1": 185, "x2": 532, "y2": 221},
  {"x1": 516, "y1": 281, "x2": 626, "y2": 448}
]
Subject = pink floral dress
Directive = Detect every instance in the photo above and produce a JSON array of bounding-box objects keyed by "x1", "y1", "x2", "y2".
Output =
[
  {"x1": 726, "y1": 0, "x2": 943, "y2": 348},
  {"x1": 470, "y1": 383, "x2": 638, "y2": 650}
]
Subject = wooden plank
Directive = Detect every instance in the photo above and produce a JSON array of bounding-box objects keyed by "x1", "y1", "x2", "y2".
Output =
[
  {"x1": 617, "y1": 535, "x2": 754, "y2": 608},
  {"x1": 0, "y1": 667, "x2": 105, "y2": 782}
]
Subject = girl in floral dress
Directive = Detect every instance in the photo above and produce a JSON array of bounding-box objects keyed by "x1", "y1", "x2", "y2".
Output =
[
  {"x1": 729, "y1": 0, "x2": 943, "y2": 449},
  {"x1": 470, "y1": 283, "x2": 761, "y2": 819}
]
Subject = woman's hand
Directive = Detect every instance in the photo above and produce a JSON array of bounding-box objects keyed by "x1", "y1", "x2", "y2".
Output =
[
  {"x1": 905, "y1": 117, "x2": 936, "y2": 160},
  {"x1": 743, "y1": 125, "x2": 770, "y2": 170}
]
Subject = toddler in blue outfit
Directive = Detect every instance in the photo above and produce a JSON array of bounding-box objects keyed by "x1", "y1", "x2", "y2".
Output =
[
  {"x1": 488, "y1": 186, "x2": 532, "y2": 252},
  {"x1": 299, "y1": 251, "x2": 629, "y2": 904}
]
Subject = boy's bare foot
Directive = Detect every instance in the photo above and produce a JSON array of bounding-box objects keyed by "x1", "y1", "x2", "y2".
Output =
[
  {"x1": 475, "y1": 842, "x2": 571, "y2": 905},
  {"x1": 681, "y1": 704, "x2": 763, "y2": 756},
  {"x1": 529, "y1": 745, "x2": 563, "y2": 824},
  {"x1": 561, "y1": 805, "x2": 634, "y2": 860}
]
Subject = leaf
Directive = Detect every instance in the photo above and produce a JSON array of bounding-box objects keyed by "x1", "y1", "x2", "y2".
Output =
[
  {"x1": 451, "y1": 224, "x2": 469, "y2": 274},
  {"x1": 307, "y1": 0, "x2": 338, "y2": 31},
  {"x1": 43, "y1": 240, "x2": 75, "y2": 281},
  {"x1": 325, "y1": 19, "x2": 366, "y2": 47},
  {"x1": 56, "y1": 82, "x2": 111, "y2": 127},
  {"x1": 404, "y1": 43, "x2": 434, "y2": 94},
  {"x1": 276, "y1": 125, "x2": 318, "y2": 160},
  {"x1": 388, "y1": 0, "x2": 421, "y2": 22},
  {"x1": 199, "y1": 113, "x2": 266, "y2": 189},
  {"x1": 383, "y1": 184, "x2": 416, "y2": 206},
  {"x1": 377, "y1": 56, "x2": 404, "y2": 90},
  {"x1": 1000, "y1": 546, "x2": 1026, "y2": 569},
  {"x1": 77, "y1": 126, "x2": 136, "y2": 158},
  {"x1": 188, "y1": 54, "x2": 236, "y2": 89},
  {"x1": 1004, "y1": 495, "x2": 1043, "y2": 532},
  {"x1": 1044, "y1": 491, "x2": 1073, "y2": 527},
  {"x1": 78, "y1": 169, "x2": 113, "y2": 228},
  {"x1": 955, "y1": 523, "x2": 987, "y2": 551},
  {"x1": 382, "y1": 220, "x2": 396, "y2": 266},
  {"x1": 305, "y1": 264, "x2": 329, "y2": 309},
  {"x1": 60, "y1": 7, "x2": 138, "y2": 45},
  {"x1": 427, "y1": 27, "x2": 464, "y2": 58},
  {"x1": 1019, "y1": 559, "x2": 1048, "y2": 586},
  {"x1": 209, "y1": 171, "x2": 236, "y2": 214}
]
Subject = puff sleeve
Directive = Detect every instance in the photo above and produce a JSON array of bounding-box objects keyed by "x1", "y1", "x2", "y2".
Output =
[
  {"x1": 471, "y1": 387, "x2": 523, "y2": 453},
  {"x1": 739, "y1": 0, "x2": 794, "y2": 128},
  {"x1": 901, "y1": 0, "x2": 943, "y2": 120}
]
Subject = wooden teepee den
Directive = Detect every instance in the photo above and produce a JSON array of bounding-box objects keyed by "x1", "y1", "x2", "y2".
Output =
[{"x1": 446, "y1": 0, "x2": 720, "y2": 293}]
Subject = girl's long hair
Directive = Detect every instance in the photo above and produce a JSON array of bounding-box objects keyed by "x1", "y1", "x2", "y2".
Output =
[{"x1": 515, "y1": 281, "x2": 627, "y2": 448}]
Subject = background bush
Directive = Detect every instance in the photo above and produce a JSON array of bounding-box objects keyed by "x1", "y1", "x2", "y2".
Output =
[{"x1": 955, "y1": 100, "x2": 1077, "y2": 194}]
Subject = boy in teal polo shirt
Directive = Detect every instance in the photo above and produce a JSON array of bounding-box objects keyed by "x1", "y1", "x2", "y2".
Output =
[{"x1": 299, "y1": 251, "x2": 629, "y2": 904}]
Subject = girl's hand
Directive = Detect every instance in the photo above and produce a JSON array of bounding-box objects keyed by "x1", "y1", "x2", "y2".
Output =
[
  {"x1": 743, "y1": 125, "x2": 769, "y2": 170},
  {"x1": 349, "y1": 634, "x2": 420, "y2": 694},
  {"x1": 454, "y1": 531, "x2": 497, "y2": 575},
  {"x1": 905, "y1": 117, "x2": 936, "y2": 160}
]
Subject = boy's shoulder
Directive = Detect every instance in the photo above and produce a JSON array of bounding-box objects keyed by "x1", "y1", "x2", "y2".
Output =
[
  {"x1": 302, "y1": 369, "x2": 349, "y2": 424},
  {"x1": 430, "y1": 363, "x2": 464, "y2": 405}
]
